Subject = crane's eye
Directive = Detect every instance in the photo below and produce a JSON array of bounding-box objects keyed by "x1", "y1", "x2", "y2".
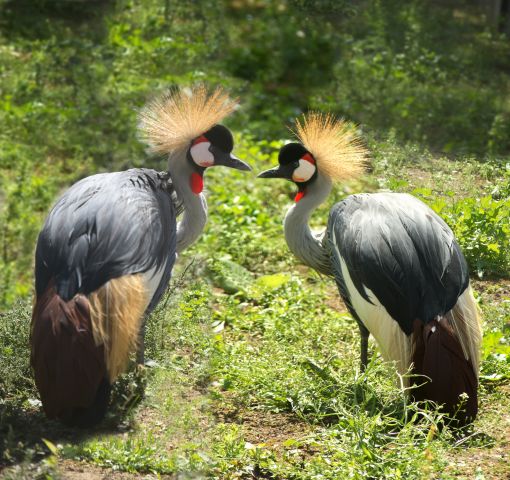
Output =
[{"x1": 293, "y1": 161, "x2": 300, "y2": 168}]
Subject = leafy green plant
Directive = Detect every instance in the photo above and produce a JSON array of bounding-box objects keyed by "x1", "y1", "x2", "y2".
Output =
[
  {"x1": 414, "y1": 188, "x2": 510, "y2": 277},
  {"x1": 0, "y1": 1, "x2": 509, "y2": 478}
]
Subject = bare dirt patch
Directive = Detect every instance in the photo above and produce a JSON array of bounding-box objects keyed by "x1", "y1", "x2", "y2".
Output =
[
  {"x1": 472, "y1": 279, "x2": 510, "y2": 303},
  {"x1": 214, "y1": 395, "x2": 311, "y2": 449},
  {"x1": 1, "y1": 459, "x2": 168, "y2": 480},
  {"x1": 444, "y1": 385, "x2": 510, "y2": 480},
  {"x1": 405, "y1": 167, "x2": 434, "y2": 190},
  {"x1": 56, "y1": 459, "x2": 174, "y2": 479},
  {"x1": 323, "y1": 285, "x2": 347, "y2": 314},
  {"x1": 404, "y1": 158, "x2": 490, "y2": 199}
]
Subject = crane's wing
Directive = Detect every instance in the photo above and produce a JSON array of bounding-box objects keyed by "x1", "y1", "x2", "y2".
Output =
[
  {"x1": 328, "y1": 192, "x2": 469, "y2": 335},
  {"x1": 35, "y1": 168, "x2": 180, "y2": 309}
]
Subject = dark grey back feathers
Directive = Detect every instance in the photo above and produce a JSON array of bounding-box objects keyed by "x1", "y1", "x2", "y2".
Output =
[
  {"x1": 35, "y1": 169, "x2": 182, "y2": 306},
  {"x1": 328, "y1": 192, "x2": 469, "y2": 335}
]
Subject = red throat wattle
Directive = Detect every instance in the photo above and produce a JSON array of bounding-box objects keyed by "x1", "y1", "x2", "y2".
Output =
[
  {"x1": 295, "y1": 190, "x2": 306, "y2": 202},
  {"x1": 190, "y1": 172, "x2": 203, "y2": 194}
]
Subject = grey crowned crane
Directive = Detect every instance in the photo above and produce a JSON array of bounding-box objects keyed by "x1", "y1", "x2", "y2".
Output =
[
  {"x1": 31, "y1": 86, "x2": 250, "y2": 426},
  {"x1": 258, "y1": 113, "x2": 482, "y2": 425}
]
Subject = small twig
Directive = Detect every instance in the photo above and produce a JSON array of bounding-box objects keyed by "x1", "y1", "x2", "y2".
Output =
[{"x1": 161, "y1": 257, "x2": 197, "y2": 309}]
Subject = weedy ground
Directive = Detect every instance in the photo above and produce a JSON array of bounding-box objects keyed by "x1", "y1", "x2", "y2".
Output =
[
  {"x1": 1, "y1": 138, "x2": 509, "y2": 479},
  {"x1": 1, "y1": 1, "x2": 510, "y2": 477}
]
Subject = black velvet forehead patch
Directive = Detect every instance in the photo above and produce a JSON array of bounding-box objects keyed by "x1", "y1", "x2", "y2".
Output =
[
  {"x1": 204, "y1": 124, "x2": 234, "y2": 152},
  {"x1": 278, "y1": 142, "x2": 309, "y2": 165}
]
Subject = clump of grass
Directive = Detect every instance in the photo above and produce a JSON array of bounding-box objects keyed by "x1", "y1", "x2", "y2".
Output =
[
  {"x1": 0, "y1": 300, "x2": 40, "y2": 463},
  {"x1": 67, "y1": 434, "x2": 178, "y2": 475},
  {"x1": 0, "y1": 300, "x2": 35, "y2": 404},
  {"x1": 209, "y1": 401, "x2": 449, "y2": 479}
]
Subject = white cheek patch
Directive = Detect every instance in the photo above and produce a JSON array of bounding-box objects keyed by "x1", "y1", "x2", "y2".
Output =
[
  {"x1": 292, "y1": 159, "x2": 316, "y2": 183},
  {"x1": 190, "y1": 142, "x2": 214, "y2": 167}
]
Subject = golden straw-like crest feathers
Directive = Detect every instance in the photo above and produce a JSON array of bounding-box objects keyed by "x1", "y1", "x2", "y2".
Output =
[
  {"x1": 138, "y1": 85, "x2": 238, "y2": 155},
  {"x1": 292, "y1": 112, "x2": 368, "y2": 182}
]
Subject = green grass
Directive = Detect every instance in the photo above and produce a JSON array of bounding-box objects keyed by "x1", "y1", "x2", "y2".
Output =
[
  {"x1": 1, "y1": 0, "x2": 510, "y2": 308},
  {"x1": 1, "y1": 137, "x2": 509, "y2": 478}
]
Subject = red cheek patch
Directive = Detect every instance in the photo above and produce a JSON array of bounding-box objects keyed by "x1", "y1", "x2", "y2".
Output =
[
  {"x1": 190, "y1": 172, "x2": 203, "y2": 194},
  {"x1": 193, "y1": 135, "x2": 209, "y2": 146},
  {"x1": 295, "y1": 190, "x2": 306, "y2": 202},
  {"x1": 302, "y1": 153, "x2": 315, "y2": 164}
]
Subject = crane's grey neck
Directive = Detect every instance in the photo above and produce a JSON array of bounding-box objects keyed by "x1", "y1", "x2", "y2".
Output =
[
  {"x1": 284, "y1": 172, "x2": 333, "y2": 277},
  {"x1": 167, "y1": 151, "x2": 207, "y2": 253}
]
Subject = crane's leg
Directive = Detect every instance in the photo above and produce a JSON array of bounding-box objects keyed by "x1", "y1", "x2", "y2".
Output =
[
  {"x1": 359, "y1": 322, "x2": 370, "y2": 371},
  {"x1": 136, "y1": 317, "x2": 147, "y2": 365}
]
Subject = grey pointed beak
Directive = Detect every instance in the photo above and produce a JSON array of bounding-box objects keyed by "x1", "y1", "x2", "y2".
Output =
[
  {"x1": 213, "y1": 148, "x2": 252, "y2": 171},
  {"x1": 226, "y1": 153, "x2": 252, "y2": 171},
  {"x1": 257, "y1": 166, "x2": 285, "y2": 178}
]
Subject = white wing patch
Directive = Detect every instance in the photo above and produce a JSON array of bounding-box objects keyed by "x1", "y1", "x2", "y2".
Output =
[
  {"x1": 331, "y1": 230, "x2": 412, "y2": 376},
  {"x1": 292, "y1": 159, "x2": 316, "y2": 183},
  {"x1": 190, "y1": 142, "x2": 214, "y2": 167},
  {"x1": 444, "y1": 285, "x2": 482, "y2": 376}
]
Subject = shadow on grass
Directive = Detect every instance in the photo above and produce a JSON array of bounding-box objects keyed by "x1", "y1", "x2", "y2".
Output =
[
  {"x1": 0, "y1": 0, "x2": 114, "y2": 41},
  {"x1": 0, "y1": 285, "x2": 181, "y2": 469},
  {"x1": 0, "y1": 365, "x2": 148, "y2": 468}
]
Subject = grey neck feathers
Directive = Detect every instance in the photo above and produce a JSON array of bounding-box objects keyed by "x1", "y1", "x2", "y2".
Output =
[
  {"x1": 284, "y1": 172, "x2": 333, "y2": 277},
  {"x1": 167, "y1": 151, "x2": 208, "y2": 253}
]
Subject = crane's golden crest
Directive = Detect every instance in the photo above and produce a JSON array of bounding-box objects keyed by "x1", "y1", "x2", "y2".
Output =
[
  {"x1": 138, "y1": 85, "x2": 238, "y2": 156},
  {"x1": 292, "y1": 112, "x2": 368, "y2": 182}
]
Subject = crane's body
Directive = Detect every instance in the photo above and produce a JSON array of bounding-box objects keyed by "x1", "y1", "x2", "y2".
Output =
[
  {"x1": 259, "y1": 113, "x2": 482, "y2": 425},
  {"x1": 32, "y1": 169, "x2": 179, "y2": 425},
  {"x1": 328, "y1": 192, "x2": 479, "y2": 419},
  {"x1": 31, "y1": 87, "x2": 250, "y2": 426},
  {"x1": 35, "y1": 169, "x2": 178, "y2": 311}
]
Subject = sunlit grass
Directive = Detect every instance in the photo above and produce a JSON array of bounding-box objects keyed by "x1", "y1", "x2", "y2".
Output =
[{"x1": 1, "y1": 0, "x2": 509, "y2": 476}]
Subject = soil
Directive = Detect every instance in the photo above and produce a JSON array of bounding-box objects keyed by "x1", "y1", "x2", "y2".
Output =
[
  {"x1": 56, "y1": 459, "x2": 174, "y2": 479},
  {"x1": 214, "y1": 394, "x2": 312, "y2": 450},
  {"x1": 444, "y1": 385, "x2": 510, "y2": 480}
]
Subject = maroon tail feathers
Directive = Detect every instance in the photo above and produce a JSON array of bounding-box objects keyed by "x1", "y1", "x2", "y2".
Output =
[
  {"x1": 31, "y1": 284, "x2": 110, "y2": 426},
  {"x1": 411, "y1": 318, "x2": 478, "y2": 426}
]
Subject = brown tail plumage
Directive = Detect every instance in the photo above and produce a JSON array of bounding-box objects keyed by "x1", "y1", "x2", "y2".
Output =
[
  {"x1": 31, "y1": 284, "x2": 109, "y2": 426},
  {"x1": 31, "y1": 274, "x2": 148, "y2": 426},
  {"x1": 411, "y1": 315, "x2": 479, "y2": 426}
]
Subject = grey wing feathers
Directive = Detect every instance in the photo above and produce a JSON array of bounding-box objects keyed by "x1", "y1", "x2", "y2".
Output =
[
  {"x1": 35, "y1": 169, "x2": 180, "y2": 303},
  {"x1": 328, "y1": 192, "x2": 469, "y2": 334}
]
